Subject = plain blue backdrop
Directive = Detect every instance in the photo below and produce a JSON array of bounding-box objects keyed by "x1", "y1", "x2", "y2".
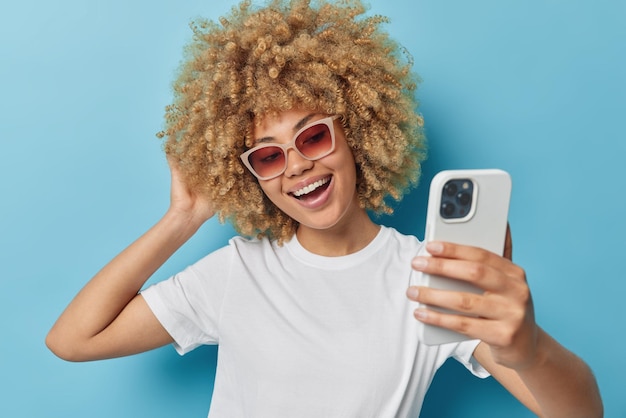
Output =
[{"x1": 1, "y1": 0, "x2": 624, "y2": 417}]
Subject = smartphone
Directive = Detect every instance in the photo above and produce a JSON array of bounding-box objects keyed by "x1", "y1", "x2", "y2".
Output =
[{"x1": 416, "y1": 169, "x2": 512, "y2": 345}]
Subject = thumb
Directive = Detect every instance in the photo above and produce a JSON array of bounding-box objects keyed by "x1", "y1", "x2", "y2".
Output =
[{"x1": 503, "y1": 223, "x2": 513, "y2": 261}]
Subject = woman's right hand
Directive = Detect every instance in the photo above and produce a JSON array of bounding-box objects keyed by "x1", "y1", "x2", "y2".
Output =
[
  {"x1": 46, "y1": 158, "x2": 217, "y2": 362},
  {"x1": 167, "y1": 158, "x2": 216, "y2": 226}
]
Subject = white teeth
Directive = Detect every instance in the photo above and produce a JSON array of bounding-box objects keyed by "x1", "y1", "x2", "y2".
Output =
[{"x1": 293, "y1": 177, "x2": 330, "y2": 197}]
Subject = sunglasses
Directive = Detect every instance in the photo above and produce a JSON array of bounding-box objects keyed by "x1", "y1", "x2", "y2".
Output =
[{"x1": 240, "y1": 115, "x2": 341, "y2": 180}]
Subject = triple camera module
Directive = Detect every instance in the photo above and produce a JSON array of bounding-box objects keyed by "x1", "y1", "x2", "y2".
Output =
[{"x1": 440, "y1": 179, "x2": 474, "y2": 219}]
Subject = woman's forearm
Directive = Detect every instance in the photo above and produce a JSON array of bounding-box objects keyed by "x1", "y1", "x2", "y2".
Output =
[
  {"x1": 516, "y1": 329, "x2": 603, "y2": 418},
  {"x1": 46, "y1": 210, "x2": 204, "y2": 360}
]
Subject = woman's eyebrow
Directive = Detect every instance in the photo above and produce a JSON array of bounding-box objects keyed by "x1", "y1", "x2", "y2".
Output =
[
  {"x1": 256, "y1": 113, "x2": 319, "y2": 144},
  {"x1": 294, "y1": 113, "x2": 317, "y2": 131}
]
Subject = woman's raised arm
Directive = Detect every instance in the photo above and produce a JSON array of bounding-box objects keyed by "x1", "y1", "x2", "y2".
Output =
[{"x1": 46, "y1": 161, "x2": 214, "y2": 361}]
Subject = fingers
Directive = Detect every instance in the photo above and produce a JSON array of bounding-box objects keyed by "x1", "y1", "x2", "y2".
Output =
[
  {"x1": 407, "y1": 280, "x2": 532, "y2": 347},
  {"x1": 407, "y1": 239, "x2": 532, "y2": 345},
  {"x1": 408, "y1": 285, "x2": 501, "y2": 319},
  {"x1": 165, "y1": 156, "x2": 216, "y2": 223},
  {"x1": 411, "y1": 305, "x2": 490, "y2": 340},
  {"x1": 411, "y1": 305, "x2": 523, "y2": 348},
  {"x1": 407, "y1": 283, "x2": 528, "y2": 323},
  {"x1": 410, "y1": 241, "x2": 529, "y2": 310},
  {"x1": 415, "y1": 240, "x2": 526, "y2": 286},
  {"x1": 412, "y1": 256, "x2": 503, "y2": 294}
]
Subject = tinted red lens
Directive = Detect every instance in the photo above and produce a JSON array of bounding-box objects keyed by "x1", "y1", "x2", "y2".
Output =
[
  {"x1": 246, "y1": 119, "x2": 335, "y2": 179},
  {"x1": 248, "y1": 146, "x2": 285, "y2": 178},
  {"x1": 295, "y1": 123, "x2": 333, "y2": 158}
]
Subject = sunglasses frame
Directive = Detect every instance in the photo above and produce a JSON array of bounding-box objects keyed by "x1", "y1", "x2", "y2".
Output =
[{"x1": 240, "y1": 115, "x2": 341, "y2": 180}]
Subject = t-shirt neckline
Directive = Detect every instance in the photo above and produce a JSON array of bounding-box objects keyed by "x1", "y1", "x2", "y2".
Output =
[{"x1": 284, "y1": 225, "x2": 390, "y2": 270}]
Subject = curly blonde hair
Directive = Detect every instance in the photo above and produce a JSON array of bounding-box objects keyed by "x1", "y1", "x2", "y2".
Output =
[{"x1": 160, "y1": 0, "x2": 426, "y2": 242}]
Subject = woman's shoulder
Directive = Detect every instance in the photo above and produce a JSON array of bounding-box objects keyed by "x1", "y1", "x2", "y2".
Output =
[
  {"x1": 227, "y1": 234, "x2": 279, "y2": 251},
  {"x1": 381, "y1": 225, "x2": 423, "y2": 249}
]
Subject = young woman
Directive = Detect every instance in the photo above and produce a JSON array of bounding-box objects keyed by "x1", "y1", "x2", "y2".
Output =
[{"x1": 46, "y1": 0, "x2": 602, "y2": 416}]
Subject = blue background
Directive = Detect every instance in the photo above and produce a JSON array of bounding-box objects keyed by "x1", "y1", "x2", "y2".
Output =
[{"x1": 1, "y1": 0, "x2": 624, "y2": 416}]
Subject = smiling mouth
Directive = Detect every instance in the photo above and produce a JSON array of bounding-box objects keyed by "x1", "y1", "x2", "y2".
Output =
[{"x1": 292, "y1": 176, "x2": 331, "y2": 199}]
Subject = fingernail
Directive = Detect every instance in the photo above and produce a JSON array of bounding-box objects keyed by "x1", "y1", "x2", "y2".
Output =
[
  {"x1": 427, "y1": 241, "x2": 444, "y2": 254},
  {"x1": 412, "y1": 257, "x2": 428, "y2": 270},
  {"x1": 407, "y1": 287, "x2": 419, "y2": 300},
  {"x1": 414, "y1": 309, "x2": 428, "y2": 320}
]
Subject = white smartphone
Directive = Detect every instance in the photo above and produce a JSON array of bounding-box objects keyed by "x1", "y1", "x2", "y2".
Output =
[{"x1": 416, "y1": 169, "x2": 512, "y2": 345}]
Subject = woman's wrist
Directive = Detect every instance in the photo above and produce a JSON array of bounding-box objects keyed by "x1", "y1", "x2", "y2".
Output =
[{"x1": 160, "y1": 208, "x2": 207, "y2": 243}]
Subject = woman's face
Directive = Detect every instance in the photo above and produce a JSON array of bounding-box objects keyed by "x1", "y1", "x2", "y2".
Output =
[{"x1": 252, "y1": 109, "x2": 360, "y2": 233}]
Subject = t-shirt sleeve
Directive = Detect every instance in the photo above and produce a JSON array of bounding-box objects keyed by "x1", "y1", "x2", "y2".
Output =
[
  {"x1": 451, "y1": 339, "x2": 490, "y2": 378},
  {"x1": 141, "y1": 245, "x2": 233, "y2": 355}
]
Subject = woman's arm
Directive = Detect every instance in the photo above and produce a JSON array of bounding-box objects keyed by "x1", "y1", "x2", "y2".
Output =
[
  {"x1": 46, "y1": 161, "x2": 214, "y2": 361},
  {"x1": 473, "y1": 331, "x2": 603, "y2": 418},
  {"x1": 406, "y1": 230, "x2": 603, "y2": 417}
]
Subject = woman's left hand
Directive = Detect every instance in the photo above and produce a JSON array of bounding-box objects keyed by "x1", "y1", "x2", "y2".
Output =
[{"x1": 406, "y1": 228, "x2": 539, "y2": 371}]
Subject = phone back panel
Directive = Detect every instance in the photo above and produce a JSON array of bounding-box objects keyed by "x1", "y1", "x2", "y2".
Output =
[
  {"x1": 425, "y1": 169, "x2": 511, "y2": 253},
  {"x1": 418, "y1": 169, "x2": 512, "y2": 345}
]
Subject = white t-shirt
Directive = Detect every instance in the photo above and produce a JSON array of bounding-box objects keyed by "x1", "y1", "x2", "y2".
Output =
[{"x1": 142, "y1": 226, "x2": 488, "y2": 417}]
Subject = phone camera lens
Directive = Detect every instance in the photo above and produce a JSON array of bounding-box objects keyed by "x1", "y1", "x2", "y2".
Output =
[
  {"x1": 443, "y1": 182, "x2": 458, "y2": 196},
  {"x1": 440, "y1": 178, "x2": 474, "y2": 219},
  {"x1": 441, "y1": 202, "x2": 455, "y2": 217},
  {"x1": 457, "y1": 192, "x2": 471, "y2": 206}
]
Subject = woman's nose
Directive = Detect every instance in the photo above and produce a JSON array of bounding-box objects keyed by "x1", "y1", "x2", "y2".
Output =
[{"x1": 283, "y1": 148, "x2": 314, "y2": 177}]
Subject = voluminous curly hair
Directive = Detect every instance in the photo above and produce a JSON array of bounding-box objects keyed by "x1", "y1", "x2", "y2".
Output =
[{"x1": 160, "y1": 0, "x2": 426, "y2": 243}]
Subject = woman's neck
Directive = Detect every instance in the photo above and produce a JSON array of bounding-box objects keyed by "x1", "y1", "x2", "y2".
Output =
[{"x1": 295, "y1": 208, "x2": 380, "y2": 257}]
